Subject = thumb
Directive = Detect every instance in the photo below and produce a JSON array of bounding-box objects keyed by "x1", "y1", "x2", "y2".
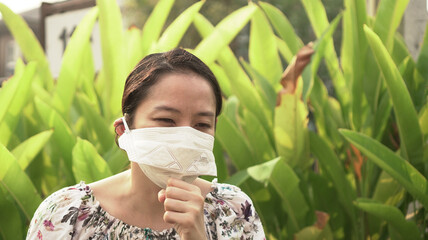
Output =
[{"x1": 158, "y1": 189, "x2": 166, "y2": 203}]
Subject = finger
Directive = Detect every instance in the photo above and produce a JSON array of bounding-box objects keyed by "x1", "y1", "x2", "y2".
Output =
[
  {"x1": 167, "y1": 178, "x2": 200, "y2": 193},
  {"x1": 164, "y1": 197, "x2": 189, "y2": 213},
  {"x1": 165, "y1": 186, "x2": 204, "y2": 204},
  {"x1": 163, "y1": 210, "x2": 199, "y2": 228},
  {"x1": 158, "y1": 189, "x2": 166, "y2": 203}
]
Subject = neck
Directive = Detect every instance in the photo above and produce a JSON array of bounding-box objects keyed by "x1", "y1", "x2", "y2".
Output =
[{"x1": 123, "y1": 163, "x2": 164, "y2": 214}]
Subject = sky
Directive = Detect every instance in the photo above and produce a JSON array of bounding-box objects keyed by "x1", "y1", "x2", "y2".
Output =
[{"x1": 0, "y1": 0, "x2": 64, "y2": 16}]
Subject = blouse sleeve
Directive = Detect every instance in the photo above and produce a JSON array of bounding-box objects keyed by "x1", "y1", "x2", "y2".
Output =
[
  {"x1": 26, "y1": 185, "x2": 84, "y2": 240},
  {"x1": 204, "y1": 181, "x2": 266, "y2": 240}
]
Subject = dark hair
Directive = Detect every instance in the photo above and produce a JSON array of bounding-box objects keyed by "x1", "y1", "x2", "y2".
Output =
[{"x1": 121, "y1": 48, "x2": 222, "y2": 128}]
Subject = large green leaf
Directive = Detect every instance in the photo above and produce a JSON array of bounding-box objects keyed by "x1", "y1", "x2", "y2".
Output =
[
  {"x1": 0, "y1": 61, "x2": 36, "y2": 146},
  {"x1": 340, "y1": 129, "x2": 428, "y2": 208},
  {"x1": 302, "y1": 13, "x2": 342, "y2": 101},
  {"x1": 270, "y1": 159, "x2": 310, "y2": 235},
  {"x1": 300, "y1": 0, "x2": 349, "y2": 115},
  {"x1": 240, "y1": 59, "x2": 277, "y2": 112},
  {"x1": 0, "y1": 3, "x2": 53, "y2": 89},
  {"x1": 373, "y1": 0, "x2": 410, "y2": 50},
  {"x1": 417, "y1": 23, "x2": 428, "y2": 80},
  {"x1": 341, "y1": 0, "x2": 368, "y2": 131},
  {"x1": 259, "y1": 2, "x2": 303, "y2": 56},
  {"x1": 52, "y1": 7, "x2": 99, "y2": 117},
  {"x1": 242, "y1": 109, "x2": 276, "y2": 163},
  {"x1": 274, "y1": 93, "x2": 309, "y2": 169},
  {"x1": 141, "y1": 0, "x2": 175, "y2": 56},
  {"x1": 216, "y1": 106, "x2": 255, "y2": 169},
  {"x1": 247, "y1": 157, "x2": 280, "y2": 185},
  {"x1": 364, "y1": 25, "x2": 424, "y2": 170},
  {"x1": 0, "y1": 144, "x2": 42, "y2": 220},
  {"x1": 249, "y1": 7, "x2": 282, "y2": 85},
  {"x1": 355, "y1": 199, "x2": 421, "y2": 240},
  {"x1": 72, "y1": 138, "x2": 113, "y2": 183},
  {"x1": 154, "y1": 1, "x2": 203, "y2": 52},
  {"x1": 0, "y1": 188, "x2": 23, "y2": 240},
  {"x1": 193, "y1": 13, "x2": 273, "y2": 146},
  {"x1": 194, "y1": 4, "x2": 257, "y2": 65},
  {"x1": 125, "y1": 26, "x2": 143, "y2": 74},
  {"x1": 309, "y1": 132, "x2": 357, "y2": 222},
  {"x1": 97, "y1": 0, "x2": 126, "y2": 118},
  {"x1": 34, "y1": 96, "x2": 76, "y2": 180},
  {"x1": 208, "y1": 63, "x2": 232, "y2": 97},
  {"x1": 11, "y1": 130, "x2": 53, "y2": 170},
  {"x1": 75, "y1": 93, "x2": 113, "y2": 153}
]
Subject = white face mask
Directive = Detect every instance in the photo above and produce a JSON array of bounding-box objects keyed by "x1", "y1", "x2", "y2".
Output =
[{"x1": 118, "y1": 117, "x2": 217, "y2": 189}]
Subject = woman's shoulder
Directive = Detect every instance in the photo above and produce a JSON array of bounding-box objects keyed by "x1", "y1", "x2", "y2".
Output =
[
  {"x1": 204, "y1": 179, "x2": 265, "y2": 239},
  {"x1": 206, "y1": 179, "x2": 253, "y2": 207},
  {"x1": 26, "y1": 182, "x2": 94, "y2": 239}
]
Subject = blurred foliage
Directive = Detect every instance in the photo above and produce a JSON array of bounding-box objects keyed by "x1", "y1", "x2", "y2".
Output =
[{"x1": 0, "y1": 0, "x2": 427, "y2": 239}]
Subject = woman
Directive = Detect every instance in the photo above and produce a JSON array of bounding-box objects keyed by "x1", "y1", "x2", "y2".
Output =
[{"x1": 26, "y1": 49, "x2": 265, "y2": 239}]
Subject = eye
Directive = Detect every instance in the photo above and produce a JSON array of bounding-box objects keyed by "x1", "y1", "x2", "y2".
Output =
[
  {"x1": 195, "y1": 123, "x2": 211, "y2": 129},
  {"x1": 154, "y1": 118, "x2": 175, "y2": 125}
]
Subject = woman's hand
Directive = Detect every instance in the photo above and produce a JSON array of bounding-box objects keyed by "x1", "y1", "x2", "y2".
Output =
[{"x1": 158, "y1": 178, "x2": 207, "y2": 240}]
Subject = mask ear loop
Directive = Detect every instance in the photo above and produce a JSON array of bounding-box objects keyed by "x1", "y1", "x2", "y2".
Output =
[{"x1": 122, "y1": 116, "x2": 131, "y2": 133}]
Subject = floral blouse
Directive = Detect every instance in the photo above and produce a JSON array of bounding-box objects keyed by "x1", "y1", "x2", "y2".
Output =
[{"x1": 26, "y1": 179, "x2": 265, "y2": 240}]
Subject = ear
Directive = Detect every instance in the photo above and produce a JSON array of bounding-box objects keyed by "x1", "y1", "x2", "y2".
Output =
[{"x1": 114, "y1": 118, "x2": 125, "y2": 136}]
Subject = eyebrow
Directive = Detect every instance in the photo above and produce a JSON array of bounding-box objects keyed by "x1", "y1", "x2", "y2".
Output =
[{"x1": 154, "y1": 105, "x2": 215, "y2": 117}]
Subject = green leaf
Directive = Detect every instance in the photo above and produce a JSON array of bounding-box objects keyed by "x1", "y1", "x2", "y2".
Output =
[
  {"x1": 72, "y1": 138, "x2": 113, "y2": 183},
  {"x1": 75, "y1": 93, "x2": 113, "y2": 153},
  {"x1": 247, "y1": 157, "x2": 280, "y2": 185},
  {"x1": 339, "y1": 129, "x2": 428, "y2": 209},
  {"x1": 141, "y1": 0, "x2": 175, "y2": 56},
  {"x1": 0, "y1": 3, "x2": 53, "y2": 89},
  {"x1": 34, "y1": 96, "x2": 76, "y2": 178},
  {"x1": 249, "y1": 7, "x2": 282, "y2": 85},
  {"x1": 0, "y1": 188, "x2": 23, "y2": 240},
  {"x1": 216, "y1": 111, "x2": 255, "y2": 169},
  {"x1": 154, "y1": 1, "x2": 203, "y2": 52},
  {"x1": 309, "y1": 132, "x2": 357, "y2": 221},
  {"x1": 240, "y1": 59, "x2": 276, "y2": 114},
  {"x1": 208, "y1": 63, "x2": 232, "y2": 97},
  {"x1": 354, "y1": 199, "x2": 422, "y2": 240},
  {"x1": 0, "y1": 62, "x2": 36, "y2": 127},
  {"x1": 125, "y1": 26, "x2": 143, "y2": 74},
  {"x1": 0, "y1": 62, "x2": 36, "y2": 146},
  {"x1": 417, "y1": 23, "x2": 428, "y2": 80},
  {"x1": 213, "y1": 138, "x2": 228, "y2": 182},
  {"x1": 373, "y1": 0, "x2": 410, "y2": 50},
  {"x1": 259, "y1": 2, "x2": 303, "y2": 56},
  {"x1": 97, "y1": 0, "x2": 126, "y2": 118},
  {"x1": 52, "y1": 7, "x2": 99, "y2": 117},
  {"x1": 274, "y1": 93, "x2": 309, "y2": 169},
  {"x1": 300, "y1": 0, "x2": 349, "y2": 117},
  {"x1": 194, "y1": 4, "x2": 257, "y2": 65},
  {"x1": 0, "y1": 144, "x2": 42, "y2": 220},
  {"x1": 224, "y1": 169, "x2": 250, "y2": 187},
  {"x1": 341, "y1": 0, "x2": 368, "y2": 131},
  {"x1": 364, "y1": 25, "x2": 424, "y2": 169},
  {"x1": 270, "y1": 159, "x2": 310, "y2": 234},
  {"x1": 11, "y1": 130, "x2": 54, "y2": 170},
  {"x1": 193, "y1": 13, "x2": 273, "y2": 145},
  {"x1": 302, "y1": 13, "x2": 342, "y2": 101}
]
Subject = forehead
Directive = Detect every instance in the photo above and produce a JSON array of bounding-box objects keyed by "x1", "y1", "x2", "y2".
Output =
[{"x1": 139, "y1": 72, "x2": 216, "y2": 111}]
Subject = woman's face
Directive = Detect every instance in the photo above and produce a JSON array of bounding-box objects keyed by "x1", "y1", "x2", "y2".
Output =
[{"x1": 132, "y1": 72, "x2": 217, "y2": 136}]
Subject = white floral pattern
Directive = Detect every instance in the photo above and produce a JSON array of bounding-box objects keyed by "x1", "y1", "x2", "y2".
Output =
[{"x1": 26, "y1": 179, "x2": 265, "y2": 240}]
